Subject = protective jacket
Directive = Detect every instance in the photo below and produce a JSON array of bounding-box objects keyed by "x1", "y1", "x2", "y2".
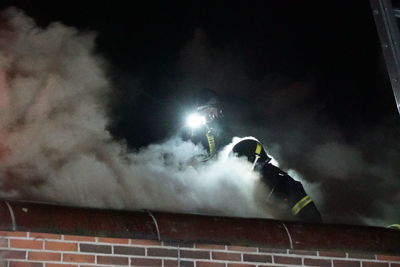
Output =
[
  {"x1": 185, "y1": 89, "x2": 321, "y2": 222},
  {"x1": 231, "y1": 138, "x2": 322, "y2": 222},
  {"x1": 185, "y1": 123, "x2": 322, "y2": 222}
]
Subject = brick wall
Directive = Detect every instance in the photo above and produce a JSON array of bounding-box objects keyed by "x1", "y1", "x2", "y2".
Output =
[{"x1": 1, "y1": 231, "x2": 399, "y2": 267}]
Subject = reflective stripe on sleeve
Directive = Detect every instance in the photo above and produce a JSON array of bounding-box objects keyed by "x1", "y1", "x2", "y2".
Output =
[
  {"x1": 291, "y1": 195, "x2": 313, "y2": 215},
  {"x1": 255, "y1": 143, "x2": 262, "y2": 155},
  {"x1": 206, "y1": 132, "x2": 216, "y2": 157},
  {"x1": 388, "y1": 224, "x2": 400, "y2": 230}
]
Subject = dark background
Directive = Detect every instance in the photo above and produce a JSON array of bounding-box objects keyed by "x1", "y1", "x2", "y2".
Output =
[
  {"x1": 1, "y1": 0, "x2": 397, "y2": 147},
  {"x1": 1, "y1": 0, "x2": 399, "y2": 224}
]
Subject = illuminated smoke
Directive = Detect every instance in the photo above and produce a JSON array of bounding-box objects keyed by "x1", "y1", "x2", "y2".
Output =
[
  {"x1": 174, "y1": 27, "x2": 400, "y2": 226},
  {"x1": 1, "y1": 7, "x2": 399, "y2": 226},
  {"x1": 0, "y1": 8, "x2": 275, "y2": 218}
]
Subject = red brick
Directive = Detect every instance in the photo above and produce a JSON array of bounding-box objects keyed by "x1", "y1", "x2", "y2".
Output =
[
  {"x1": 97, "y1": 237, "x2": 129, "y2": 244},
  {"x1": 113, "y1": 246, "x2": 145, "y2": 256},
  {"x1": 0, "y1": 231, "x2": 28, "y2": 237},
  {"x1": 228, "y1": 245, "x2": 257, "y2": 252},
  {"x1": 182, "y1": 261, "x2": 194, "y2": 267},
  {"x1": 243, "y1": 254, "x2": 272, "y2": 263},
  {"x1": 362, "y1": 262, "x2": 389, "y2": 267},
  {"x1": 147, "y1": 248, "x2": 178, "y2": 257},
  {"x1": 9, "y1": 261, "x2": 43, "y2": 267},
  {"x1": 97, "y1": 255, "x2": 129, "y2": 265},
  {"x1": 1, "y1": 250, "x2": 26, "y2": 259},
  {"x1": 163, "y1": 241, "x2": 194, "y2": 248},
  {"x1": 180, "y1": 250, "x2": 210, "y2": 259},
  {"x1": 348, "y1": 253, "x2": 376, "y2": 259},
  {"x1": 195, "y1": 244, "x2": 226, "y2": 250},
  {"x1": 29, "y1": 233, "x2": 62, "y2": 240},
  {"x1": 227, "y1": 264, "x2": 257, "y2": 267},
  {"x1": 391, "y1": 264, "x2": 400, "y2": 267},
  {"x1": 0, "y1": 238, "x2": 8, "y2": 247},
  {"x1": 130, "y1": 257, "x2": 162, "y2": 266},
  {"x1": 163, "y1": 260, "x2": 178, "y2": 267},
  {"x1": 183, "y1": 260, "x2": 195, "y2": 267},
  {"x1": 319, "y1": 251, "x2": 347, "y2": 258},
  {"x1": 196, "y1": 262, "x2": 225, "y2": 267},
  {"x1": 258, "y1": 247, "x2": 287, "y2": 254},
  {"x1": 163, "y1": 260, "x2": 194, "y2": 267},
  {"x1": 304, "y1": 258, "x2": 332, "y2": 266},
  {"x1": 273, "y1": 255, "x2": 302, "y2": 265},
  {"x1": 289, "y1": 249, "x2": 317, "y2": 256},
  {"x1": 46, "y1": 265, "x2": 78, "y2": 267},
  {"x1": 29, "y1": 252, "x2": 61, "y2": 261},
  {"x1": 63, "y1": 253, "x2": 95, "y2": 263},
  {"x1": 63, "y1": 235, "x2": 95, "y2": 242},
  {"x1": 10, "y1": 239, "x2": 43, "y2": 249},
  {"x1": 377, "y1": 255, "x2": 400, "y2": 261},
  {"x1": 79, "y1": 243, "x2": 111, "y2": 254},
  {"x1": 45, "y1": 241, "x2": 77, "y2": 251},
  {"x1": 212, "y1": 252, "x2": 241, "y2": 261},
  {"x1": 130, "y1": 239, "x2": 161, "y2": 246},
  {"x1": 333, "y1": 260, "x2": 360, "y2": 267}
]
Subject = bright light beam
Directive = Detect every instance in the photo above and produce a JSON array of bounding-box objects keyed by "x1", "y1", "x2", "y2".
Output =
[{"x1": 186, "y1": 113, "x2": 206, "y2": 129}]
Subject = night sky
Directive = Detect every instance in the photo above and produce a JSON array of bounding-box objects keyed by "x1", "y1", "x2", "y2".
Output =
[
  {"x1": 2, "y1": 0, "x2": 397, "y2": 147},
  {"x1": 1, "y1": 0, "x2": 399, "y2": 224}
]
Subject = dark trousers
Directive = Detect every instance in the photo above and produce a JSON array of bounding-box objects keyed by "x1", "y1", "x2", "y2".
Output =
[{"x1": 261, "y1": 164, "x2": 322, "y2": 223}]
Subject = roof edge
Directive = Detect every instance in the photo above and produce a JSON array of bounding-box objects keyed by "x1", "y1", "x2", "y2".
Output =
[{"x1": 0, "y1": 200, "x2": 399, "y2": 255}]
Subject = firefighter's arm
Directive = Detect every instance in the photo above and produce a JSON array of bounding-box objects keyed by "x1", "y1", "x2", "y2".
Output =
[
  {"x1": 261, "y1": 164, "x2": 322, "y2": 223},
  {"x1": 284, "y1": 176, "x2": 322, "y2": 223}
]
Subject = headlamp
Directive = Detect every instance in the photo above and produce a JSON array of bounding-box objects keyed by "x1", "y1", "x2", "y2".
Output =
[{"x1": 186, "y1": 113, "x2": 206, "y2": 129}]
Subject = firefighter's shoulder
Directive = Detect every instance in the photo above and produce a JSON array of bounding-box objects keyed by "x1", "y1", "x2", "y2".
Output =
[{"x1": 230, "y1": 137, "x2": 271, "y2": 164}]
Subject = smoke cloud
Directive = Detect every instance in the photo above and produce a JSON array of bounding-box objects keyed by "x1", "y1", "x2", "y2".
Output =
[
  {"x1": 0, "y1": 8, "x2": 277, "y2": 219},
  {"x1": 1, "y1": 7, "x2": 399, "y2": 227},
  {"x1": 172, "y1": 28, "x2": 400, "y2": 226}
]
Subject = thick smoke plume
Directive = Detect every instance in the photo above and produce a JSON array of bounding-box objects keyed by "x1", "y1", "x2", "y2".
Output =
[
  {"x1": 1, "y1": 8, "x2": 399, "y2": 226},
  {"x1": 0, "y1": 8, "x2": 276, "y2": 218},
  {"x1": 172, "y1": 28, "x2": 400, "y2": 226}
]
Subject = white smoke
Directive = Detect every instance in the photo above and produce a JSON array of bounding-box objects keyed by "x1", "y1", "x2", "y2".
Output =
[
  {"x1": 173, "y1": 26, "x2": 400, "y2": 226},
  {"x1": 0, "y1": 8, "x2": 274, "y2": 218}
]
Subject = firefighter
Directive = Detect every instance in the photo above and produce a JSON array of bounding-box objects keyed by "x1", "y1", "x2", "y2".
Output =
[
  {"x1": 184, "y1": 88, "x2": 232, "y2": 161},
  {"x1": 185, "y1": 88, "x2": 322, "y2": 222},
  {"x1": 231, "y1": 138, "x2": 322, "y2": 222}
]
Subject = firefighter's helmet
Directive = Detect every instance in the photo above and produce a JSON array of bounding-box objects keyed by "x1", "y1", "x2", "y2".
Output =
[
  {"x1": 231, "y1": 138, "x2": 271, "y2": 170},
  {"x1": 195, "y1": 88, "x2": 223, "y2": 123}
]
